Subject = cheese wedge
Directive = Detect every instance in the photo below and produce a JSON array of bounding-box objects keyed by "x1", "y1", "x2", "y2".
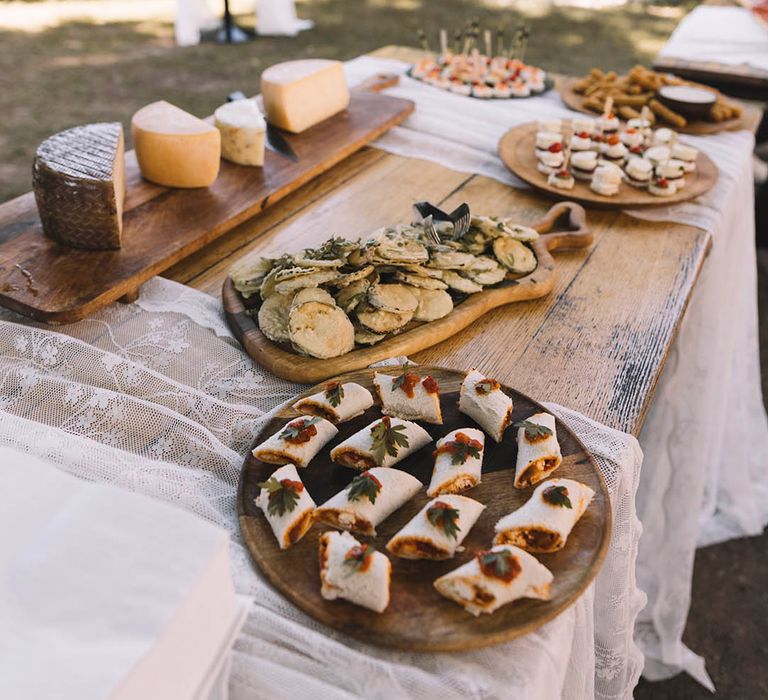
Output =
[
  {"x1": 214, "y1": 98, "x2": 266, "y2": 166},
  {"x1": 261, "y1": 59, "x2": 350, "y2": 133},
  {"x1": 33, "y1": 122, "x2": 125, "y2": 250},
  {"x1": 131, "y1": 100, "x2": 220, "y2": 188}
]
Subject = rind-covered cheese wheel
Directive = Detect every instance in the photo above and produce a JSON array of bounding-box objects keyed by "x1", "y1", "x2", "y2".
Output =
[
  {"x1": 131, "y1": 101, "x2": 220, "y2": 188},
  {"x1": 33, "y1": 122, "x2": 125, "y2": 250},
  {"x1": 261, "y1": 59, "x2": 350, "y2": 134}
]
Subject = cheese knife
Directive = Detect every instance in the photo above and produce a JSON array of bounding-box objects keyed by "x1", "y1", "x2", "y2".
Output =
[{"x1": 226, "y1": 91, "x2": 299, "y2": 162}]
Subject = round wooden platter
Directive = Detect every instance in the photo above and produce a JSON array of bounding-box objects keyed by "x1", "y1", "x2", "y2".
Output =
[
  {"x1": 223, "y1": 201, "x2": 593, "y2": 384},
  {"x1": 498, "y1": 122, "x2": 719, "y2": 210},
  {"x1": 559, "y1": 77, "x2": 745, "y2": 136},
  {"x1": 237, "y1": 366, "x2": 612, "y2": 652}
]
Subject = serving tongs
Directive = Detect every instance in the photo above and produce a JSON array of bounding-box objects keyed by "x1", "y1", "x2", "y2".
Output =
[{"x1": 412, "y1": 201, "x2": 471, "y2": 245}]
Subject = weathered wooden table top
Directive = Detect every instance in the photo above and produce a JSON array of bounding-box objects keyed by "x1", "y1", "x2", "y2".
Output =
[{"x1": 164, "y1": 46, "x2": 718, "y2": 438}]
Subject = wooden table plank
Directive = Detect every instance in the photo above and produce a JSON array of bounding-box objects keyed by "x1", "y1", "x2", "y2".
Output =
[{"x1": 165, "y1": 46, "x2": 712, "y2": 437}]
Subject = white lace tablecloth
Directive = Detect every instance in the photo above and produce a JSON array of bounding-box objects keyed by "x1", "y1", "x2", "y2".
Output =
[
  {"x1": 0, "y1": 278, "x2": 644, "y2": 699},
  {"x1": 344, "y1": 55, "x2": 768, "y2": 688}
]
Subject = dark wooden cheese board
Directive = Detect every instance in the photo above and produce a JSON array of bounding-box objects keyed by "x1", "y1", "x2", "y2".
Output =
[{"x1": 0, "y1": 80, "x2": 413, "y2": 324}]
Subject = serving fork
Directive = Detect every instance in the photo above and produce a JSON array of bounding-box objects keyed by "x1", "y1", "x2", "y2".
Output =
[{"x1": 413, "y1": 201, "x2": 471, "y2": 244}]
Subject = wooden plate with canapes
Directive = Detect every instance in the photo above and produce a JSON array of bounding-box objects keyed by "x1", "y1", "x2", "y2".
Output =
[
  {"x1": 559, "y1": 75, "x2": 745, "y2": 136},
  {"x1": 238, "y1": 366, "x2": 611, "y2": 651},
  {"x1": 223, "y1": 202, "x2": 593, "y2": 384},
  {"x1": 498, "y1": 122, "x2": 718, "y2": 209}
]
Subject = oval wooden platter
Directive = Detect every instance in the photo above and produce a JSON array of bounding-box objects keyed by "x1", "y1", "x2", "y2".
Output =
[
  {"x1": 558, "y1": 77, "x2": 746, "y2": 136},
  {"x1": 498, "y1": 122, "x2": 718, "y2": 210},
  {"x1": 223, "y1": 201, "x2": 593, "y2": 384},
  {"x1": 237, "y1": 366, "x2": 611, "y2": 652}
]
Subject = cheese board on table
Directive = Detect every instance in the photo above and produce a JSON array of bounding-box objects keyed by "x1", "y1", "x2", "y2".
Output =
[
  {"x1": 0, "y1": 68, "x2": 412, "y2": 324},
  {"x1": 238, "y1": 366, "x2": 611, "y2": 651},
  {"x1": 499, "y1": 122, "x2": 718, "y2": 209},
  {"x1": 223, "y1": 201, "x2": 592, "y2": 384}
]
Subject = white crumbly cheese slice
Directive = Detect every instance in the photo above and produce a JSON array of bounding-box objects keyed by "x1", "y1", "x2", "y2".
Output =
[
  {"x1": 131, "y1": 100, "x2": 220, "y2": 188},
  {"x1": 386, "y1": 494, "x2": 485, "y2": 560},
  {"x1": 314, "y1": 467, "x2": 421, "y2": 536},
  {"x1": 214, "y1": 98, "x2": 266, "y2": 166},
  {"x1": 252, "y1": 416, "x2": 338, "y2": 467},
  {"x1": 293, "y1": 382, "x2": 374, "y2": 423},
  {"x1": 514, "y1": 412, "x2": 563, "y2": 488},
  {"x1": 261, "y1": 59, "x2": 350, "y2": 133},
  {"x1": 373, "y1": 372, "x2": 442, "y2": 424},
  {"x1": 330, "y1": 417, "x2": 432, "y2": 470},
  {"x1": 427, "y1": 428, "x2": 485, "y2": 496},
  {"x1": 319, "y1": 531, "x2": 391, "y2": 612},
  {"x1": 458, "y1": 369, "x2": 514, "y2": 443},
  {"x1": 494, "y1": 478, "x2": 595, "y2": 553},
  {"x1": 433, "y1": 544, "x2": 553, "y2": 616},
  {"x1": 255, "y1": 464, "x2": 316, "y2": 549}
]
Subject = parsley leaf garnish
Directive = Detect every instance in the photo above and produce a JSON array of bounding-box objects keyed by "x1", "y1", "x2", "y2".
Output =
[
  {"x1": 427, "y1": 502, "x2": 461, "y2": 539},
  {"x1": 514, "y1": 419, "x2": 553, "y2": 441},
  {"x1": 279, "y1": 416, "x2": 322, "y2": 441},
  {"x1": 543, "y1": 485, "x2": 572, "y2": 509},
  {"x1": 347, "y1": 472, "x2": 382, "y2": 504},
  {"x1": 370, "y1": 416, "x2": 410, "y2": 466},
  {"x1": 324, "y1": 381, "x2": 344, "y2": 408},
  {"x1": 256, "y1": 476, "x2": 302, "y2": 516},
  {"x1": 477, "y1": 549, "x2": 521, "y2": 581},
  {"x1": 343, "y1": 544, "x2": 374, "y2": 576}
]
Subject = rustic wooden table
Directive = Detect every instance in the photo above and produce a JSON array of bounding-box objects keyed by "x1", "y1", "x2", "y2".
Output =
[{"x1": 164, "y1": 47, "x2": 722, "y2": 438}]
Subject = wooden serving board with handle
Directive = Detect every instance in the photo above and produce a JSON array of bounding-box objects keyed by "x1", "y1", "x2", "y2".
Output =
[
  {"x1": 0, "y1": 75, "x2": 412, "y2": 324},
  {"x1": 238, "y1": 366, "x2": 611, "y2": 651},
  {"x1": 223, "y1": 202, "x2": 592, "y2": 383}
]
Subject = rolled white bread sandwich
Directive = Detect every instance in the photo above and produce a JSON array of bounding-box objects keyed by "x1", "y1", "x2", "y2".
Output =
[
  {"x1": 427, "y1": 427, "x2": 485, "y2": 496},
  {"x1": 513, "y1": 412, "x2": 563, "y2": 488},
  {"x1": 458, "y1": 369, "x2": 514, "y2": 443},
  {"x1": 293, "y1": 380, "x2": 374, "y2": 423},
  {"x1": 255, "y1": 463, "x2": 316, "y2": 549},
  {"x1": 494, "y1": 478, "x2": 595, "y2": 552},
  {"x1": 252, "y1": 415, "x2": 338, "y2": 467},
  {"x1": 319, "y1": 531, "x2": 391, "y2": 612},
  {"x1": 314, "y1": 467, "x2": 421, "y2": 536},
  {"x1": 387, "y1": 494, "x2": 485, "y2": 560},
  {"x1": 330, "y1": 416, "x2": 432, "y2": 470},
  {"x1": 373, "y1": 370, "x2": 442, "y2": 424},
  {"x1": 434, "y1": 544, "x2": 553, "y2": 616}
]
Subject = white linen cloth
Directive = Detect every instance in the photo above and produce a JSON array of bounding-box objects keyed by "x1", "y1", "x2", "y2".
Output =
[
  {"x1": 342, "y1": 55, "x2": 768, "y2": 688},
  {"x1": 656, "y1": 6, "x2": 768, "y2": 74},
  {"x1": 0, "y1": 277, "x2": 644, "y2": 700},
  {"x1": 0, "y1": 447, "x2": 239, "y2": 700}
]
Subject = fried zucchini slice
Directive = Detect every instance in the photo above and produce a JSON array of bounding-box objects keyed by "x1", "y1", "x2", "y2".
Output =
[
  {"x1": 257, "y1": 292, "x2": 295, "y2": 343},
  {"x1": 427, "y1": 249, "x2": 478, "y2": 270},
  {"x1": 492, "y1": 238, "x2": 538, "y2": 274},
  {"x1": 288, "y1": 301, "x2": 355, "y2": 359},
  {"x1": 410, "y1": 288, "x2": 454, "y2": 322},
  {"x1": 356, "y1": 304, "x2": 413, "y2": 333},
  {"x1": 393, "y1": 272, "x2": 448, "y2": 290},
  {"x1": 441, "y1": 270, "x2": 484, "y2": 294},
  {"x1": 367, "y1": 283, "x2": 419, "y2": 313},
  {"x1": 354, "y1": 327, "x2": 388, "y2": 345},
  {"x1": 291, "y1": 287, "x2": 336, "y2": 308},
  {"x1": 274, "y1": 269, "x2": 341, "y2": 295},
  {"x1": 335, "y1": 279, "x2": 370, "y2": 313}
]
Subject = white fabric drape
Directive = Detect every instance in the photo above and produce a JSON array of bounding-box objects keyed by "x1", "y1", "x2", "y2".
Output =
[
  {"x1": 342, "y1": 55, "x2": 768, "y2": 688},
  {"x1": 0, "y1": 277, "x2": 644, "y2": 699}
]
